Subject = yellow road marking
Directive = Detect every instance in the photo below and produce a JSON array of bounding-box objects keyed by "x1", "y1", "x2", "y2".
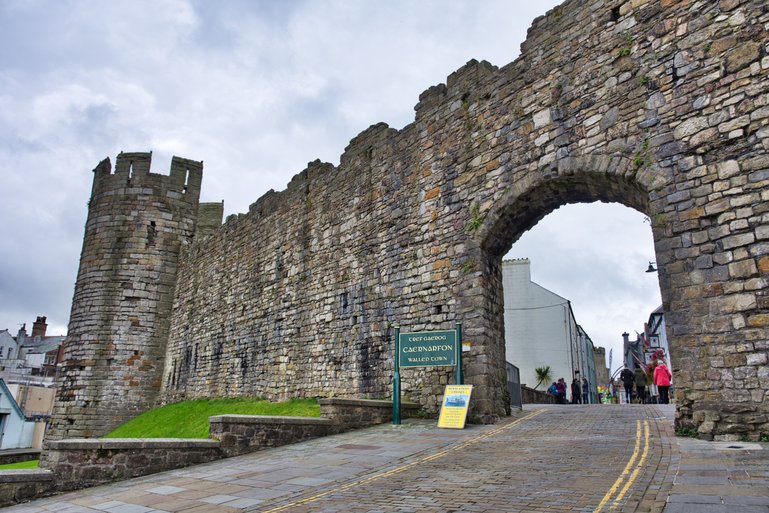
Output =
[
  {"x1": 610, "y1": 420, "x2": 650, "y2": 510},
  {"x1": 262, "y1": 409, "x2": 546, "y2": 513},
  {"x1": 593, "y1": 419, "x2": 651, "y2": 513}
]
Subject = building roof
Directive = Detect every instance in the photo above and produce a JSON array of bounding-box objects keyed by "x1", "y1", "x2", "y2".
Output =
[
  {"x1": 20, "y1": 336, "x2": 65, "y2": 354},
  {"x1": 0, "y1": 329, "x2": 16, "y2": 346}
]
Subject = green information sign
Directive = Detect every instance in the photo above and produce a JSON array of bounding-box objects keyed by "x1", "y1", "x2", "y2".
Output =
[{"x1": 398, "y1": 330, "x2": 457, "y2": 368}]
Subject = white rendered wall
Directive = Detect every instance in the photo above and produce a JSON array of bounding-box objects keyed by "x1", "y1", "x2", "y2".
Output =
[{"x1": 503, "y1": 259, "x2": 578, "y2": 391}]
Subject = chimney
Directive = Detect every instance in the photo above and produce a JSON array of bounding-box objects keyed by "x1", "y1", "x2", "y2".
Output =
[
  {"x1": 16, "y1": 323, "x2": 27, "y2": 345},
  {"x1": 622, "y1": 332, "x2": 629, "y2": 345},
  {"x1": 32, "y1": 316, "x2": 48, "y2": 337}
]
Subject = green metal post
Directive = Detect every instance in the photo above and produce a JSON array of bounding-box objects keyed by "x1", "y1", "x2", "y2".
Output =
[
  {"x1": 393, "y1": 326, "x2": 401, "y2": 425},
  {"x1": 455, "y1": 322, "x2": 463, "y2": 385}
]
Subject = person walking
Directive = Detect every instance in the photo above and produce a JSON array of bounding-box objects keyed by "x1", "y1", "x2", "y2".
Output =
[
  {"x1": 571, "y1": 378, "x2": 582, "y2": 404},
  {"x1": 619, "y1": 365, "x2": 634, "y2": 404},
  {"x1": 634, "y1": 365, "x2": 647, "y2": 404},
  {"x1": 653, "y1": 361, "x2": 672, "y2": 404},
  {"x1": 547, "y1": 381, "x2": 558, "y2": 398},
  {"x1": 556, "y1": 378, "x2": 567, "y2": 404},
  {"x1": 581, "y1": 377, "x2": 590, "y2": 404}
]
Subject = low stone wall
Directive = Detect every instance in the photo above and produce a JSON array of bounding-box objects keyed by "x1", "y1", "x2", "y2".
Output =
[
  {"x1": 0, "y1": 469, "x2": 55, "y2": 506},
  {"x1": 0, "y1": 449, "x2": 41, "y2": 465},
  {"x1": 522, "y1": 386, "x2": 556, "y2": 404},
  {"x1": 319, "y1": 398, "x2": 422, "y2": 428},
  {"x1": 210, "y1": 415, "x2": 334, "y2": 457},
  {"x1": 211, "y1": 399, "x2": 422, "y2": 457},
  {"x1": 38, "y1": 438, "x2": 222, "y2": 491}
]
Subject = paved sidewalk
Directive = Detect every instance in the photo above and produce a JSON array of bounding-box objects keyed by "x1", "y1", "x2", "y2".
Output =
[
  {"x1": 665, "y1": 436, "x2": 769, "y2": 513},
  {"x1": 2, "y1": 404, "x2": 767, "y2": 512}
]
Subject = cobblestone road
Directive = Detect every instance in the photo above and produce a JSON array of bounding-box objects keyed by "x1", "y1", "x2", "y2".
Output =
[{"x1": 4, "y1": 404, "x2": 767, "y2": 513}]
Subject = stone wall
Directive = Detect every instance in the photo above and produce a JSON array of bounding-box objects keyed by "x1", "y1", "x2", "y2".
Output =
[
  {"x1": 0, "y1": 449, "x2": 40, "y2": 465},
  {"x1": 522, "y1": 386, "x2": 556, "y2": 405},
  {"x1": 318, "y1": 398, "x2": 422, "y2": 428},
  {"x1": 159, "y1": 0, "x2": 769, "y2": 438},
  {"x1": 57, "y1": 0, "x2": 769, "y2": 440},
  {"x1": 210, "y1": 415, "x2": 333, "y2": 457},
  {"x1": 211, "y1": 399, "x2": 421, "y2": 457},
  {"x1": 0, "y1": 470, "x2": 55, "y2": 506},
  {"x1": 39, "y1": 438, "x2": 222, "y2": 491}
]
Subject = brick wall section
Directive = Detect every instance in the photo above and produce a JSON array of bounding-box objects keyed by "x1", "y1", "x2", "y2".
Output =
[{"x1": 56, "y1": 0, "x2": 769, "y2": 440}]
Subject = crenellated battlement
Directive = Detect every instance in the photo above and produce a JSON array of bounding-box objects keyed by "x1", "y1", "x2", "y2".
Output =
[{"x1": 90, "y1": 151, "x2": 203, "y2": 204}]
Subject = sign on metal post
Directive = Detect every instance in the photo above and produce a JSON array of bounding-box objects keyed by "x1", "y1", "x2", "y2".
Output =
[
  {"x1": 398, "y1": 330, "x2": 456, "y2": 368},
  {"x1": 392, "y1": 324, "x2": 464, "y2": 426}
]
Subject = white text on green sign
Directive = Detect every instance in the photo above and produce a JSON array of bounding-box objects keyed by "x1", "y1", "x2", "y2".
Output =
[{"x1": 399, "y1": 330, "x2": 456, "y2": 367}]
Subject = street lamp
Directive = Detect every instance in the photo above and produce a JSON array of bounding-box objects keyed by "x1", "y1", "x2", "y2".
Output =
[{"x1": 646, "y1": 262, "x2": 657, "y2": 273}]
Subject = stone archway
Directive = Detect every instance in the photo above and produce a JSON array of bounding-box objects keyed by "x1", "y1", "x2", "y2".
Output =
[{"x1": 471, "y1": 156, "x2": 656, "y2": 403}]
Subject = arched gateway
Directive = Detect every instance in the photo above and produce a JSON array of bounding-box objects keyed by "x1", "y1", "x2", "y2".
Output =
[{"x1": 50, "y1": 0, "x2": 768, "y2": 441}]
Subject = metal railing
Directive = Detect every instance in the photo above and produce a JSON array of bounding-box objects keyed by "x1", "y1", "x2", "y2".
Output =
[{"x1": 506, "y1": 362, "x2": 522, "y2": 410}]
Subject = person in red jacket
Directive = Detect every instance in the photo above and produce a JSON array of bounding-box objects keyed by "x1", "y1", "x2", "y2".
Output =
[{"x1": 653, "y1": 361, "x2": 672, "y2": 404}]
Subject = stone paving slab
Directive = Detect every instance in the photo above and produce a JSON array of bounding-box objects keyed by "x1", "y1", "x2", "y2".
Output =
[
  {"x1": 665, "y1": 435, "x2": 769, "y2": 513},
  {"x1": 2, "y1": 404, "x2": 768, "y2": 512}
]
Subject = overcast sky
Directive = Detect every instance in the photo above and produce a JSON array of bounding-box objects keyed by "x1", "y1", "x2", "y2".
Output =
[{"x1": 0, "y1": 0, "x2": 661, "y2": 376}]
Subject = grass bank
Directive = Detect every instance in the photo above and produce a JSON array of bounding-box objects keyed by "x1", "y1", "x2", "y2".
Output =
[
  {"x1": 0, "y1": 397, "x2": 319, "y2": 469},
  {"x1": 0, "y1": 459, "x2": 39, "y2": 470},
  {"x1": 105, "y1": 397, "x2": 320, "y2": 439}
]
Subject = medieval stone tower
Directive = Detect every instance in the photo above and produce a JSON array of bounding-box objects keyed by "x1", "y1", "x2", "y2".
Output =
[{"x1": 47, "y1": 152, "x2": 206, "y2": 439}]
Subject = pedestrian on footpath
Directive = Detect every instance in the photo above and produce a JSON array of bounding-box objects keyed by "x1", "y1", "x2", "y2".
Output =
[
  {"x1": 581, "y1": 377, "x2": 589, "y2": 404},
  {"x1": 653, "y1": 361, "x2": 672, "y2": 404},
  {"x1": 556, "y1": 378, "x2": 567, "y2": 404},
  {"x1": 620, "y1": 365, "x2": 634, "y2": 404},
  {"x1": 571, "y1": 377, "x2": 582, "y2": 404},
  {"x1": 634, "y1": 365, "x2": 647, "y2": 404},
  {"x1": 547, "y1": 381, "x2": 558, "y2": 398}
]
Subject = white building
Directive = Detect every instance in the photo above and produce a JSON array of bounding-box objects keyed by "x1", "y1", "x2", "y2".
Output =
[
  {"x1": 0, "y1": 378, "x2": 37, "y2": 449},
  {"x1": 503, "y1": 259, "x2": 599, "y2": 402},
  {"x1": 0, "y1": 329, "x2": 16, "y2": 360}
]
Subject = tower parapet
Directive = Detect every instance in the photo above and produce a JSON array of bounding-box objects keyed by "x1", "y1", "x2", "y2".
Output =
[{"x1": 48, "y1": 152, "x2": 204, "y2": 439}]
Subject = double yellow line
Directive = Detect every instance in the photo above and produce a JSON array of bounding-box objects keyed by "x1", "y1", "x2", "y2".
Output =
[
  {"x1": 262, "y1": 409, "x2": 546, "y2": 513},
  {"x1": 593, "y1": 419, "x2": 651, "y2": 513}
]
